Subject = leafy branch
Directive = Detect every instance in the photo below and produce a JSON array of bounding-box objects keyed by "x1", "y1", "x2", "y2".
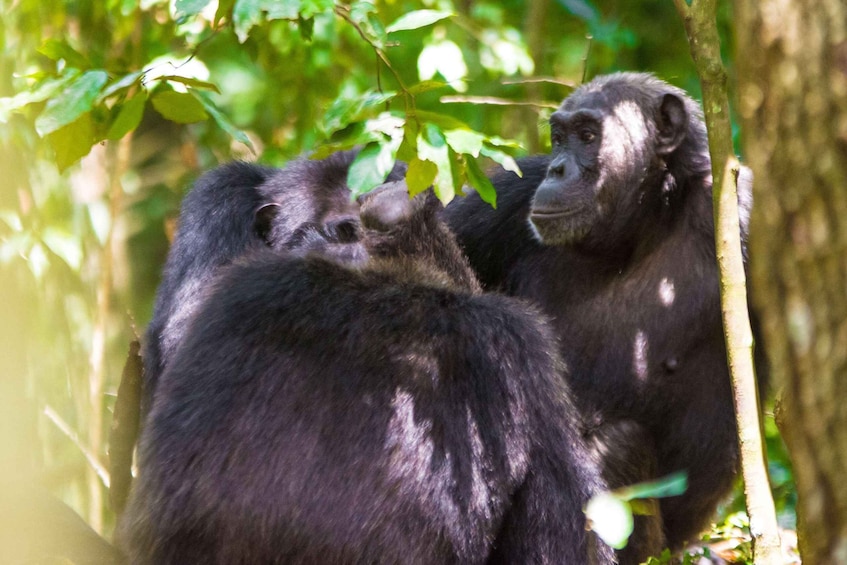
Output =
[{"x1": 333, "y1": 3, "x2": 412, "y2": 106}]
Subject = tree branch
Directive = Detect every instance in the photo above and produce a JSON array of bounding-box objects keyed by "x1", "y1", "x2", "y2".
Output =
[{"x1": 44, "y1": 405, "x2": 110, "y2": 489}]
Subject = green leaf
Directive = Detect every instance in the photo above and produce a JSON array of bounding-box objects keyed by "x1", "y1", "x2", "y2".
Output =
[
  {"x1": 194, "y1": 92, "x2": 254, "y2": 151},
  {"x1": 585, "y1": 492, "x2": 634, "y2": 550},
  {"x1": 481, "y1": 145, "x2": 522, "y2": 177},
  {"x1": 35, "y1": 70, "x2": 108, "y2": 136},
  {"x1": 298, "y1": 14, "x2": 315, "y2": 41},
  {"x1": 37, "y1": 40, "x2": 90, "y2": 69},
  {"x1": 396, "y1": 118, "x2": 419, "y2": 162},
  {"x1": 465, "y1": 156, "x2": 497, "y2": 207},
  {"x1": 314, "y1": 124, "x2": 369, "y2": 156},
  {"x1": 407, "y1": 80, "x2": 449, "y2": 95},
  {"x1": 348, "y1": 2, "x2": 387, "y2": 48},
  {"x1": 158, "y1": 76, "x2": 221, "y2": 93},
  {"x1": 347, "y1": 142, "x2": 397, "y2": 198},
  {"x1": 406, "y1": 157, "x2": 437, "y2": 197},
  {"x1": 299, "y1": 0, "x2": 334, "y2": 18},
  {"x1": 321, "y1": 90, "x2": 397, "y2": 136},
  {"x1": 417, "y1": 127, "x2": 454, "y2": 204},
  {"x1": 616, "y1": 472, "x2": 688, "y2": 501},
  {"x1": 413, "y1": 110, "x2": 470, "y2": 131},
  {"x1": 106, "y1": 92, "x2": 147, "y2": 140},
  {"x1": 233, "y1": 0, "x2": 302, "y2": 42},
  {"x1": 363, "y1": 113, "x2": 405, "y2": 140},
  {"x1": 45, "y1": 113, "x2": 96, "y2": 171},
  {"x1": 422, "y1": 122, "x2": 446, "y2": 147},
  {"x1": 386, "y1": 10, "x2": 453, "y2": 33},
  {"x1": 0, "y1": 71, "x2": 80, "y2": 122},
  {"x1": 151, "y1": 90, "x2": 209, "y2": 123},
  {"x1": 448, "y1": 148, "x2": 466, "y2": 197},
  {"x1": 99, "y1": 71, "x2": 144, "y2": 100},
  {"x1": 175, "y1": 0, "x2": 211, "y2": 19},
  {"x1": 484, "y1": 135, "x2": 524, "y2": 150},
  {"x1": 444, "y1": 129, "x2": 485, "y2": 157}
]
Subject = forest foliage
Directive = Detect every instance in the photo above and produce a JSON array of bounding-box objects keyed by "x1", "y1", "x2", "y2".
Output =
[{"x1": 0, "y1": 0, "x2": 794, "y2": 556}]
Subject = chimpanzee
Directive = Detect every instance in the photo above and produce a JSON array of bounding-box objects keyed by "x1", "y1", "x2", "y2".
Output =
[
  {"x1": 120, "y1": 179, "x2": 616, "y2": 564},
  {"x1": 444, "y1": 72, "x2": 756, "y2": 553},
  {"x1": 141, "y1": 150, "x2": 405, "y2": 416}
]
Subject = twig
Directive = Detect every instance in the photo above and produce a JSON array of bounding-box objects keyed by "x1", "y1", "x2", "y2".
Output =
[
  {"x1": 440, "y1": 95, "x2": 559, "y2": 109},
  {"x1": 44, "y1": 405, "x2": 110, "y2": 489},
  {"x1": 581, "y1": 35, "x2": 593, "y2": 84},
  {"x1": 333, "y1": 4, "x2": 411, "y2": 106},
  {"x1": 501, "y1": 76, "x2": 578, "y2": 88}
]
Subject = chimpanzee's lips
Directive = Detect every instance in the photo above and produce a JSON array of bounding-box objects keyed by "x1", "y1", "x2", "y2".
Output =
[{"x1": 530, "y1": 208, "x2": 579, "y2": 219}]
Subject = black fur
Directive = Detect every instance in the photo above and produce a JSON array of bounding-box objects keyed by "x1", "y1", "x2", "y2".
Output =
[
  {"x1": 141, "y1": 150, "x2": 405, "y2": 416},
  {"x1": 445, "y1": 72, "x2": 755, "y2": 555},
  {"x1": 123, "y1": 180, "x2": 615, "y2": 563}
]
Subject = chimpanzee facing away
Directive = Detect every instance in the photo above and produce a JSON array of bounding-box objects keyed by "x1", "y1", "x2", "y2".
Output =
[
  {"x1": 445, "y1": 72, "x2": 754, "y2": 554},
  {"x1": 121, "y1": 179, "x2": 616, "y2": 564},
  {"x1": 141, "y1": 150, "x2": 405, "y2": 416}
]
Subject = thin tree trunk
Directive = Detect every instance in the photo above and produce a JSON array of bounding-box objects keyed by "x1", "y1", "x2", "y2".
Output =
[
  {"x1": 85, "y1": 133, "x2": 133, "y2": 532},
  {"x1": 672, "y1": 1, "x2": 783, "y2": 562},
  {"x1": 735, "y1": 0, "x2": 847, "y2": 561}
]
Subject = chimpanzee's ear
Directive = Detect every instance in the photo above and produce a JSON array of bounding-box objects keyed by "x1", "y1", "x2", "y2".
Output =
[
  {"x1": 656, "y1": 93, "x2": 688, "y2": 156},
  {"x1": 254, "y1": 203, "x2": 281, "y2": 245}
]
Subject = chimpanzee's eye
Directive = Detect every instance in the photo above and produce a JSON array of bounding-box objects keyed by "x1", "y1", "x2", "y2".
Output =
[{"x1": 578, "y1": 129, "x2": 596, "y2": 144}]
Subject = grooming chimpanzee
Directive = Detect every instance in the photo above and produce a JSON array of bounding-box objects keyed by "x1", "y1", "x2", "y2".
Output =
[
  {"x1": 121, "y1": 180, "x2": 615, "y2": 564},
  {"x1": 141, "y1": 150, "x2": 405, "y2": 417},
  {"x1": 444, "y1": 72, "x2": 756, "y2": 553}
]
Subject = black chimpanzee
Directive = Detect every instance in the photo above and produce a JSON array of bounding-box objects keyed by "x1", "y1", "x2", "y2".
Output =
[
  {"x1": 444, "y1": 72, "x2": 755, "y2": 554},
  {"x1": 141, "y1": 150, "x2": 405, "y2": 417},
  {"x1": 121, "y1": 178, "x2": 616, "y2": 564}
]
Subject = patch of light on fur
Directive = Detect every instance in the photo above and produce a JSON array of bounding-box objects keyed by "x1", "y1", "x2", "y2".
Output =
[
  {"x1": 385, "y1": 389, "x2": 460, "y2": 529},
  {"x1": 614, "y1": 100, "x2": 650, "y2": 148},
  {"x1": 601, "y1": 101, "x2": 649, "y2": 172},
  {"x1": 600, "y1": 117, "x2": 628, "y2": 173},
  {"x1": 633, "y1": 330, "x2": 649, "y2": 381},
  {"x1": 163, "y1": 277, "x2": 206, "y2": 354},
  {"x1": 466, "y1": 407, "x2": 491, "y2": 519},
  {"x1": 658, "y1": 277, "x2": 676, "y2": 306},
  {"x1": 503, "y1": 400, "x2": 529, "y2": 484},
  {"x1": 386, "y1": 390, "x2": 435, "y2": 484},
  {"x1": 486, "y1": 344, "x2": 529, "y2": 485}
]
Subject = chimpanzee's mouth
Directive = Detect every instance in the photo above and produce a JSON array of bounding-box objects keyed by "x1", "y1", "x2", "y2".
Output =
[{"x1": 530, "y1": 207, "x2": 580, "y2": 219}]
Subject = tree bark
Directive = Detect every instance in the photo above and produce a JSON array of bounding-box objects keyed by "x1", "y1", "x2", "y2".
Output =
[{"x1": 735, "y1": 0, "x2": 847, "y2": 561}]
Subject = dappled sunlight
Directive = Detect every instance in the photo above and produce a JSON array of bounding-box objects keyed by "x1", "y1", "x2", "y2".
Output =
[
  {"x1": 633, "y1": 330, "x2": 649, "y2": 381},
  {"x1": 601, "y1": 100, "x2": 650, "y2": 178},
  {"x1": 658, "y1": 277, "x2": 676, "y2": 306}
]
